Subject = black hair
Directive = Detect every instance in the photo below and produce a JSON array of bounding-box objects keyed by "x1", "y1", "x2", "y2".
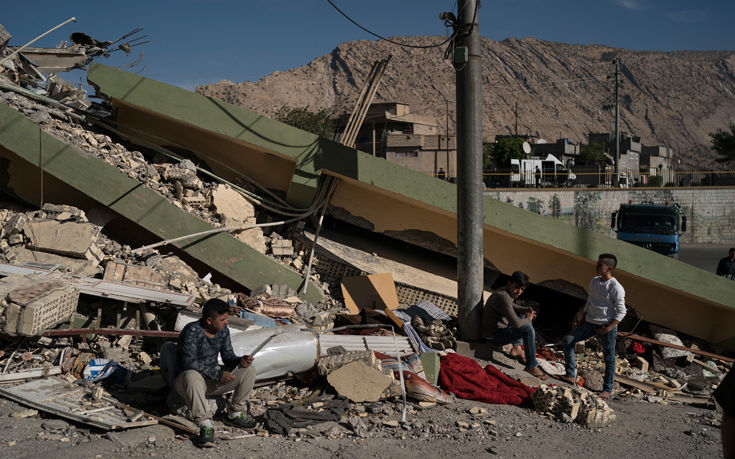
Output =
[
  {"x1": 509, "y1": 271, "x2": 529, "y2": 288},
  {"x1": 729, "y1": 247, "x2": 735, "y2": 253},
  {"x1": 598, "y1": 253, "x2": 618, "y2": 269},
  {"x1": 202, "y1": 298, "x2": 230, "y2": 320}
]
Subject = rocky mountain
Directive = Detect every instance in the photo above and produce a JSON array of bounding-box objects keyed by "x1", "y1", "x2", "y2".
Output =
[{"x1": 197, "y1": 36, "x2": 735, "y2": 168}]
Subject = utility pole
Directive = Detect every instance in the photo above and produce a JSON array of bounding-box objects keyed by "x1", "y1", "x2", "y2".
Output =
[
  {"x1": 613, "y1": 59, "x2": 620, "y2": 182},
  {"x1": 514, "y1": 102, "x2": 518, "y2": 136},
  {"x1": 446, "y1": 99, "x2": 450, "y2": 175},
  {"x1": 454, "y1": 0, "x2": 483, "y2": 341}
]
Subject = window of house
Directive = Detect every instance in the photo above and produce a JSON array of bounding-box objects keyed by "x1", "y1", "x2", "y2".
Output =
[{"x1": 394, "y1": 151, "x2": 419, "y2": 158}]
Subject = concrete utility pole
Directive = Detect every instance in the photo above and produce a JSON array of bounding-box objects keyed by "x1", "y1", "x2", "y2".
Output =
[
  {"x1": 455, "y1": 0, "x2": 484, "y2": 340},
  {"x1": 613, "y1": 59, "x2": 620, "y2": 181}
]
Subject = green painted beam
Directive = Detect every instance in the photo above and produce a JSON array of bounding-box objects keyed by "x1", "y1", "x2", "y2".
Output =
[{"x1": 0, "y1": 103, "x2": 323, "y2": 303}]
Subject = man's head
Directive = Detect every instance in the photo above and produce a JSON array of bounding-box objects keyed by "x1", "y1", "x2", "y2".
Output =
[
  {"x1": 202, "y1": 298, "x2": 230, "y2": 332},
  {"x1": 729, "y1": 248, "x2": 735, "y2": 260},
  {"x1": 596, "y1": 253, "x2": 617, "y2": 277},
  {"x1": 507, "y1": 271, "x2": 529, "y2": 299}
]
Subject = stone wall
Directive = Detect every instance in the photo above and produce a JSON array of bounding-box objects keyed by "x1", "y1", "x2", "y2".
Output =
[{"x1": 484, "y1": 188, "x2": 735, "y2": 244}]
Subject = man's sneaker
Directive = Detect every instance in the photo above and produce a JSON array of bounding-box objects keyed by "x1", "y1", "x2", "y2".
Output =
[
  {"x1": 223, "y1": 412, "x2": 257, "y2": 429},
  {"x1": 198, "y1": 425, "x2": 215, "y2": 448}
]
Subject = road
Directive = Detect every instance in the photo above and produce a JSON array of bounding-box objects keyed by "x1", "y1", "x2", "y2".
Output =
[{"x1": 678, "y1": 243, "x2": 731, "y2": 273}]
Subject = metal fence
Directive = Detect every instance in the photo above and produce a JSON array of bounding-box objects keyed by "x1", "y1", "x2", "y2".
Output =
[{"x1": 425, "y1": 167, "x2": 735, "y2": 188}]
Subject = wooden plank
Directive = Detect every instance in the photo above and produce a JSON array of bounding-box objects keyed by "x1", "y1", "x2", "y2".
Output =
[
  {"x1": 615, "y1": 375, "x2": 657, "y2": 393},
  {"x1": 618, "y1": 333, "x2": 735, "y2": 363},
  {"x1": 0, "y1": 366, "x2": 61, "y2": 382},
  {"x1": 340, "y1": 273, "x2": 400, "y2": 315}
]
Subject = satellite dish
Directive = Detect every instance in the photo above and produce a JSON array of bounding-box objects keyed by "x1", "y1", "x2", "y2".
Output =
[
  {"x1": 537, "y1": 138, "x2": 548, "y2": 144},
  {"x1": 522, "y1": 141, "x2": 531, "y2": 154}
]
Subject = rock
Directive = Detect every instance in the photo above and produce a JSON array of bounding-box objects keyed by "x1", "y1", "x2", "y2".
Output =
[
  {"x1": 137, "y1": 351, "x2": 153, "y2": 366},
  {"x1": 10, "y1": 408, "x2": 38, "y2": 418},
  {"x1": 382, "y1": 420, "x2": 399, "y2": 427},
  {"x1": 456, "y1": 421, "x2": 469, "y2": 428},
  {"x1": 579, "y1": 368, "x2": 604, "y2": 392},
  {"x1": 42, "y1": 419, "x2": 69, "y2": 431},
  {"x1": 271, "y1": 239, "x2": 294, "y2": 257}
]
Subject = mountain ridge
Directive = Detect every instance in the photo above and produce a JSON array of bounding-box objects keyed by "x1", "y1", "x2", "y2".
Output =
[{"x1": 197, "y1": 36, "x2": 735, "y2": 168}]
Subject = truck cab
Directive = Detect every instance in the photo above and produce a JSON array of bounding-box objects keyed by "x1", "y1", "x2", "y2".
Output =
[{"x1": 611, "y1": 202, "x2": 687, "y2": 256}]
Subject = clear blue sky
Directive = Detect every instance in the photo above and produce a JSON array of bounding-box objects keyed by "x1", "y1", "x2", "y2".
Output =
[{"x1": 2, "y1": 0, "x2": 733, "y2": 90}]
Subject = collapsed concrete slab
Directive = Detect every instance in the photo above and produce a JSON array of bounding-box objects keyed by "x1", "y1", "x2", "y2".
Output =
[
  {"x1": 0, "y1": 103, "x2": 323, "y2": 303},
  {"x1": 85, "y1": 64, "x2": 735, "y2": 349}
]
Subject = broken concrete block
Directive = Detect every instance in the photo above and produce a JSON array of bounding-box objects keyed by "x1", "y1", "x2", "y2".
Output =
[
  {"x1": 24, "y1": 220, "x2": 98, "y2": 258},
  {"x1": 162, "y1": 163, "x2": 202, "y2": 189},
  {"x1": 235, "y1": 224, "x2": 267, "y2": 254},
  {"x1": 635, "y1": 356, "x2": 649, "y2": 373},
  {"x1": 211, "y1": 184, "x2": 255, "y2": 221},
  {"x1": 650, "y1": 325, "x2": 691, "y2": 359},
  {"x1": 1, "y1": 275, "x2": 79, "y2": 336},
  {"x1": 574, "y1": 340, "x2": 586, "y2": 355},
  {"x1": 326, "y1": 360, "x2": 393, "y2": 402},
  {"x1": 8, "y1": 233, "x2": 23, "y2": 245},
  {"x1": 3, "y1": 213, "x2": 27, "y2": 235},
  {"x1": 271, "y1": 239, "x2": 294, "y2": 257},
  {"x1": 317, "y1": 350, "x2": 378, "y2": 375}
]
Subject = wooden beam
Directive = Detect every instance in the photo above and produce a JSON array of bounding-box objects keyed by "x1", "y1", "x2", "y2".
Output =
[{"x1": 618, "y1": 333, "x2": 734, "y2": 363}]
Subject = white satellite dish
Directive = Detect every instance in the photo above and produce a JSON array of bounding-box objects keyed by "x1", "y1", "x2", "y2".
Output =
[
  {"x1": 537, "y1": 138, "x2": 548, "y2": 144},
  {"x1": 522, "y1": 141, "x2": 531, "y2": 154}
]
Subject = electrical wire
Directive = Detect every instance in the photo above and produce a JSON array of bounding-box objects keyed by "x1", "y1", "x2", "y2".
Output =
[{"x1": 326, "y1": 0, "x2": 455, "y2": 49}]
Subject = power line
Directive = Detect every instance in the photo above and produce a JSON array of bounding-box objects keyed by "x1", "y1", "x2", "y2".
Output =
[{"x1": 325, "y1": 0, "x2": 455, "y2": 49}]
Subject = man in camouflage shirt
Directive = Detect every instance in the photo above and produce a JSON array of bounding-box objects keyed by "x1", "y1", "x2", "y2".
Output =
[{"x1": 174, "y1": 298, "x2": 256, "y2": 447}]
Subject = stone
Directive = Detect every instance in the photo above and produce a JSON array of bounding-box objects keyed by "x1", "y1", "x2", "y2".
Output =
[
  {"x1": 456, "y1": 421, "x2": 469, "y2": 428},
  {"x1": 574, "y1": 340, "x2": 586, "y2": 355},
  {"x1": 579, "y1": 368, "x2": 604, "y2": 392},
  {"x1": 635, "y1": 356, "x2": 649, "y2": 373},
  {"x1": 3, "y1": 213, "x2": 27, "y2": 235},
  {"x1": 10, "y1": 408, "x2": 38, "y2": 418},
  {"x1": 42, "y1": 419, "x2": 70, "y2": 431},
  {"x1": 327, "y1": 360, "x2": 393, "y2": 403},
  {"x1": 163, "y1": 164, "x2": 202, "y2": 189}
]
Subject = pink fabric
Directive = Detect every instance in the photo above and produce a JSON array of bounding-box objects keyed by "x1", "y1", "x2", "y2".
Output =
[{"x1": 439, "y1": 352, "x2": 535, "y2": 405}]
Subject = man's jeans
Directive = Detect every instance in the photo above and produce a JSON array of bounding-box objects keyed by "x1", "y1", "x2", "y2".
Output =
[
  {"x1": 490, "y1": 320, "x2": 538, "y2": 369},
  {"x1": 562, "y1": 321, "x2": 617, "y2": 393}
]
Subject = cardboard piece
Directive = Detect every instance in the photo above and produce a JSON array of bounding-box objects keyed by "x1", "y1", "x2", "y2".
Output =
[{"x1": 340, "y1": 273, "x2": 402, "y2": 328}]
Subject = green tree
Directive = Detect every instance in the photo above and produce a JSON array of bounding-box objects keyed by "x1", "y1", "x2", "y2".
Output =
[
  {"x1": 274, "y1": 105, "x2": 336, "y2": 139},
  {"x1": 484, "y1": 137, "x2": 526, "y2": 167},
  {"x1": 579, "y1": 143, "x2": 606, "y2": 164},
  {"x1": 709, "y1": 123, "x2": 735, "y2": 163}
]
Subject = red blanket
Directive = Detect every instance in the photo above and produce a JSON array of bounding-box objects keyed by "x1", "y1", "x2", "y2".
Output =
[{"x1": 439, "y1": 353, "x2": 536, "y2": 405}]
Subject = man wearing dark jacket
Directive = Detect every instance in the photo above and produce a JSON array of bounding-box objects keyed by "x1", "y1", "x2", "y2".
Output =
[
  {"x1": 174, "y1": 298, "x2": 256, "y2": 447},
  {"x1": 482, "y1": 271, "x2": 546, "y2": 380},
  {"x1": 716, "y1": 247, "x2": 735, "y2": 278}
]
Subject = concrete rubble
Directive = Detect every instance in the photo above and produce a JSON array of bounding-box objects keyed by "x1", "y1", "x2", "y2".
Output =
[{"x1": 0, "y1": 23, "x2": 731, "y2": 455}]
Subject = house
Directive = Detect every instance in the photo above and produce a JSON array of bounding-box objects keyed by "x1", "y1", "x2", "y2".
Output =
[
  {"x1": 339, "y1": 102, "x2": 457, "y2": 178},
  {"x1": 641, "y1": 145, "x2": 674, "y2": 185}
]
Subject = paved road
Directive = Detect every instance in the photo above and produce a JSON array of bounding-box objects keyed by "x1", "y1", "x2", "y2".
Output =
[{"x1": 678, "y1": 243, "x2": 732, "y2": 272}]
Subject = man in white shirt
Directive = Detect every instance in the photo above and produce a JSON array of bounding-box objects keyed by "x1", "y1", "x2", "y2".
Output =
[{"x1": 559, "y1": 253, "x2": 626, "y2": 399}]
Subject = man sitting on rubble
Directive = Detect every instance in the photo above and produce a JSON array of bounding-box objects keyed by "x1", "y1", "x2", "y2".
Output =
[
  {"x1": 560, "y1": 253, "x2": 626, "y2": 399},
  {"x1": 481, "y1": 271, "x2": 547, "y2": 380},
  {"x1": 174, "y1": 298, "x2": 257, "y2": 447}
]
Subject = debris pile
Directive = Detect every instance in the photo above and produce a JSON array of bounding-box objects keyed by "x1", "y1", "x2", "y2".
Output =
[{"x1": 532, "y1": 384, "x2": 615, "y2": 425}]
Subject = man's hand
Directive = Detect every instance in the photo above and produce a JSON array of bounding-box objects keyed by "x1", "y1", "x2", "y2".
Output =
[
  {"x1": 240, "y1": 355, "x2": 254, "y2": 368},
  {"x1": 595, "y1": 325, "x2": 610, "y2": 335},
  {"x1": 220, "y1": 371, "x2": 236, "y2": 385},
  {"x1": 526, "y1": 308, "x2": 536, "y2": 321}
]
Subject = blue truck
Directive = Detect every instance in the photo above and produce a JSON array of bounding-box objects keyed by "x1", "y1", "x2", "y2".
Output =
[{"x1": 611, "y1": 202, "x2": 687, "y2": 257}]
